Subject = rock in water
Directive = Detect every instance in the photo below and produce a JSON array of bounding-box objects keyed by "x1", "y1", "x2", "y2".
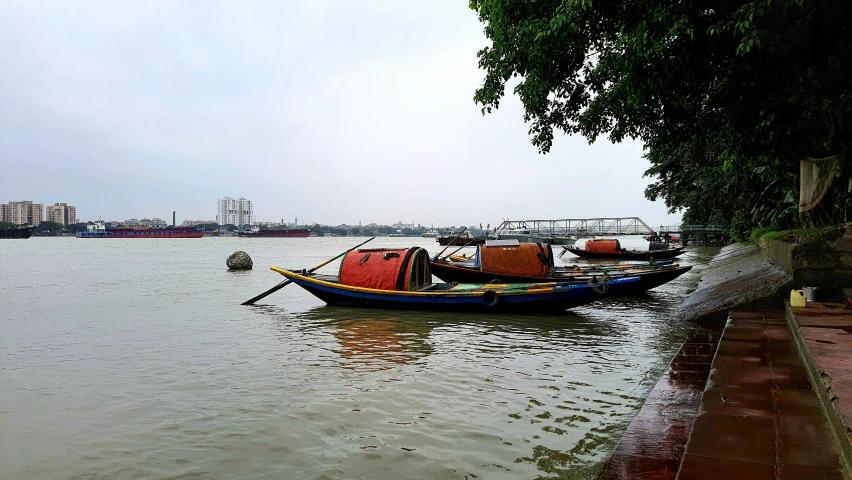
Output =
[{"x1": 227, "y1": 251, "x2": 253, "y2": 270}]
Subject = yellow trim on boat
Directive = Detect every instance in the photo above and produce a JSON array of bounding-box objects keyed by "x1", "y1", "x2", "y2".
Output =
[{"x1": 270, "y1": 266, "x2": 560, "y2": 296}]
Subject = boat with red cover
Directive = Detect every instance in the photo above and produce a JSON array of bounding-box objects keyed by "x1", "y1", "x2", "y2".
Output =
[
  {"x1": 431, "y1": 242, "x2": 691, "y2": 294},
  {"x1": 561, "y1": 239, "x2": 685, "y2": 260},
  {"x1": 269, "y1": 246, "x2": 638, "y2": 312}
]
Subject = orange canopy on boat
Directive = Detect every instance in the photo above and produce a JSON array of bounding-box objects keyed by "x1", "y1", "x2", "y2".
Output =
[
  {"x1": 477, "y1": 243, "x2": 553, "y2": 277},
  {"x1": 339, "y1": 247, "x2": 431, "y2": 291},
  {"x1": 584, "y1": 239, "x2": 622, "y2": 253}
]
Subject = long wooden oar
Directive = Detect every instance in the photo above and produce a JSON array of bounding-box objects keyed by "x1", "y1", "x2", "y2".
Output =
[
  {"x1": 433, "y1": 227, "x2": 467, "y2": 260},
  {"x1": 242, "y1": 236, "x2": 376, "y2": 305},
  {"x1": 441, "y1": 237, "x2": 480, "y2": 261}
]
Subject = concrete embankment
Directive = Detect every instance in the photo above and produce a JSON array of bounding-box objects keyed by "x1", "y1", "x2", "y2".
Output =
[
  {"x1": 598, "y1": 240, "x2": 852, "y2": 479},
  {"x1": 676, "y1": 243, "x2": 792, "y2": 322}
]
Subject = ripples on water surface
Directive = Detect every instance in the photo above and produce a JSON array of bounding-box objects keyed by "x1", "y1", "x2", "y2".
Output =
[{"x1": 0, "y1": 237, "x2": 718, "y2": 479}]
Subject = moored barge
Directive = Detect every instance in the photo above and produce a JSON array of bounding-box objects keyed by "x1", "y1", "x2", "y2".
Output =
[{"x1": 0, "y1": 226, "x2": 33, "y2": 239}]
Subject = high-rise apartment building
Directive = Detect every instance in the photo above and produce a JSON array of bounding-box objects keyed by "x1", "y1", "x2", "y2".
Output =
[
  {"x1": 45, "y1": 203, "x2": 77, "y2": 226},
  {"x1": 1, "y1": 201, "x2": 44, "y2": 226},
  {"x1": 217, "y1": 197, "x2": 254, "y2": 227}
]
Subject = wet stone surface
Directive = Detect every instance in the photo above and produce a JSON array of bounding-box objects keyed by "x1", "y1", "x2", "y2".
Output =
[
  {"x1": 677, "y1": 311, "x2": 844, "y2": 480},
  {"x1": 600, "y1": 310, "x2": 846, "y2": 480},
  {"x1": 597, "y1": 316, "x2": 726, "y2": 480}
]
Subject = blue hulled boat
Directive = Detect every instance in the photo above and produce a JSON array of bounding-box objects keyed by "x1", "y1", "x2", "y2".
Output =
[{"x1": 270, "y1": 247, "x2": 638, "y2": 313}]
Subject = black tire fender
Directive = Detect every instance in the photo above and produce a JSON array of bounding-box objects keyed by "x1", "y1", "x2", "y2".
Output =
[{"x1": 482, "y1": 290, "x2": 500, "y2": 308}]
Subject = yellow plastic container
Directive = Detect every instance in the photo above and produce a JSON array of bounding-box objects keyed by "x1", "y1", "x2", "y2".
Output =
[{"x1": 790, "y1": 289, "x2": 807, "y2": 307}]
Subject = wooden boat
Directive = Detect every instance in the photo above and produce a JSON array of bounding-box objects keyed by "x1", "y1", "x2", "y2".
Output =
[
  {"x1": 431, "y1": 243, "x2": 691, "y2": 294},
  {"x1": 270, "y1": 247, "x2": 638, "y2": 313},
  {"x1": 562, "y1": 239, "x2": 685, "y2": 260}
]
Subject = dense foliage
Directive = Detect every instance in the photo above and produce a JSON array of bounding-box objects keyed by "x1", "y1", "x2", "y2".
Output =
[
  {"x1": 470, "y1": 0, "x2": 852, "y2": 238},
  {"x1": 34, "y1": 221, "x2": 66, "y2": 235}
]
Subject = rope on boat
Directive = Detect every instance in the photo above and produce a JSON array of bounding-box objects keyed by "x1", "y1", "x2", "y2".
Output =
[{"x1": 588, "y1": 273, "x2": 611, "y2": 293}]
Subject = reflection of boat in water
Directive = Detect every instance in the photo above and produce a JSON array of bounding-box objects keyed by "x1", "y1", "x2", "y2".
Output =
[
  {"x1": 271, "y1": 247, "x2": 639, "y2": 312},
  {"x1": 334, "y1": 317, "x2": 432, "y2": 371}
]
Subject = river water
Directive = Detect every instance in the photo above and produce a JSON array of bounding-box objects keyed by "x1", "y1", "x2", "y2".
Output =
[{"x1": 1, "y1": 237, "x2": 717, "y2": 480}]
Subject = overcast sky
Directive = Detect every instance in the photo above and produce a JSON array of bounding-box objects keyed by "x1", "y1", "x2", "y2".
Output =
[{"x1": 0, "y1": 0, "x2": 683, "y2": 227}]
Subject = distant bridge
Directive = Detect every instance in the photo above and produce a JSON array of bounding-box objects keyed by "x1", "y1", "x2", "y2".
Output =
[
  {"x1": 494, "y1": 217, "x2": 656, "y2": 236},
  {"x1": 492, "y1": 218, "x2": 728, "y2": 245}
]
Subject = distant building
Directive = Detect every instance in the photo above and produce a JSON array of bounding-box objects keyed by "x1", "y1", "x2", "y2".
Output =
[
  {"x1": 217, "y1": 197, "x2": 254, "y2": 227},
  {"x1": 139, "y1": 217, "x2": 167, "y2": 227},
  {"x1": 2, "y1": 201, "x2": 44, "y2": 226},
  {"x1": 45, "y1": 203, "x2": 76, "y2": 226},
  {"x1": 182, "y1": 219, "x2": 216, "y2": 227}
]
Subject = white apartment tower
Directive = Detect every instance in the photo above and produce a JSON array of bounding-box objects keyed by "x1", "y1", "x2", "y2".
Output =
[{"x1": 217, "y1": 197, "x2": 254, "y2": 227}]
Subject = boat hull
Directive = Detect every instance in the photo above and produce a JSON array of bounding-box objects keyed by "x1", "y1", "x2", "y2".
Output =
[
  {"x1": 269, "y1": 267, "x2": 639, "y2": 313},
  {"x1": 0, "y1": 226, "x2": 33, "y2": 239},
  {"x1": 238, "y1": 229, "x2": 311, "y2": 238},
  {"x1": 430, "y1": 262, "x2": 692, "y2": 294},
  {"x1": 562, "y1": 246, "x2": 685, "y2": 260},
  {"x1": 76, "y1": 228, "x2": 203, "y2": 238}
]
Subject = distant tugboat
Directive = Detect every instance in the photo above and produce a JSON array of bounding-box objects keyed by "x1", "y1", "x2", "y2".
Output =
[
  {"x1": 0, "y1": 225, "x2": 33, "y2": 239},
  {"x1": 76, "y1": 220, "x2": 203, "y2": 238}
]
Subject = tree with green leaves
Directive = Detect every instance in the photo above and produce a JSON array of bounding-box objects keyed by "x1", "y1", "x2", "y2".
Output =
[
  {"x1": 34, "y1": 221, "x2": 65, "y2": 235},
  {"x1": 470, "y1": 0, "x2": 852, "y2": 238}
]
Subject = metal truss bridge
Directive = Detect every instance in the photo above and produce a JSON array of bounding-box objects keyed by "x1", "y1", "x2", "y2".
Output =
[
  {"x1": 494, "y1": 217, "x2": 656, "y2": 236},
  {"x1": 493, "y1": 218, "x2": 726, "y2": 238}
]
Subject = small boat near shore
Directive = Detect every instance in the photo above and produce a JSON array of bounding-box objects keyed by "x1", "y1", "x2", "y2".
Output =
[
  {"x1": 431, "y1": 242, "x2": 691, "y2": 294},
  {"x1": 561, "y1": 239, "x2": 685, "y2": 260},
  {"x1": 270, "y1": 246, "x2": 637, "y2": 312}
]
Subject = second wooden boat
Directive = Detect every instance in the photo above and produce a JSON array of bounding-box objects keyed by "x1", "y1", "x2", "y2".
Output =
[
  {"x1": 431, "y1": 242, "x2": 691, "y2": 294},
  {"x1": 561, "y1": 239, "x2": 685, "y2": 260}
]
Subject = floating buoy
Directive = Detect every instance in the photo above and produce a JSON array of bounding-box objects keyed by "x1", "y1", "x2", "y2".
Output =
[{"x1": 227, "y1": 251, "x2": 253, "y2": 270}]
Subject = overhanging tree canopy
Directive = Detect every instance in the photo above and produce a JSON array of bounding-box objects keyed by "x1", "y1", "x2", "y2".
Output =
[{"x1": 470, "y1": 0, "x2": 852, "y2": 236}]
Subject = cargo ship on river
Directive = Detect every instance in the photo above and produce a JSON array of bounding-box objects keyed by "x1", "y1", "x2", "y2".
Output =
[
  {"x1": 76, "y1": 220, "x2": 202, "y2": 238},
  {"x1": 0, "y1": 226, "x2": 33, "y2": 239},
  {"x1": 238, "y1": 228, "x2": 311, "y2": 238}
]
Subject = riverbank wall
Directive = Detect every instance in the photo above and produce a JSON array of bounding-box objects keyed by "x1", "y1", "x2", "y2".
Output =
[{"x1": 760, "y1": 225, "x2": 852, "y2": 301}]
